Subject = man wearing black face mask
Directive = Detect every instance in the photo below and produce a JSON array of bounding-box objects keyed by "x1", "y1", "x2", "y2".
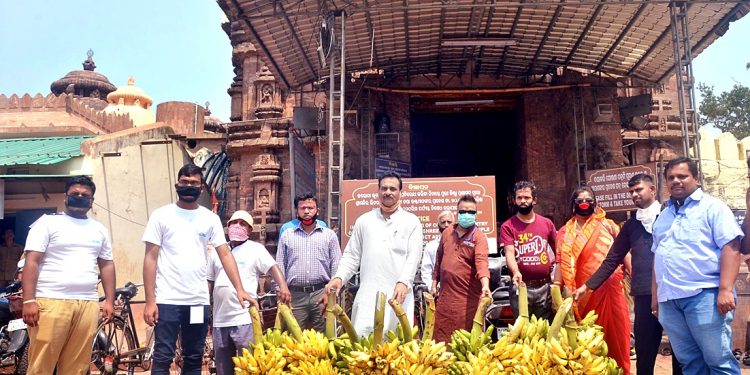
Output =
[
  {"x1": 499, "y1": 181, "x2": 557, "y2": 320},
  {"x1": 277, "y1": 193, "x2": 341, "y2": 332},
  {"x1": 143, "y1": 164, "x2": 255, "y2": 374},
  {"x1": 23, "y1": 176, "x2": 116, "y2": 374}
]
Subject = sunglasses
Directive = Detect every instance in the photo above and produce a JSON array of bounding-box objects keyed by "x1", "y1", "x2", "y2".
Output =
[
  {"x1": 574, "y1": 198, "x2": 595, "y2": 204},
  {"x1": 458, "y1": 210, "x2": 477, "y2": 215}
]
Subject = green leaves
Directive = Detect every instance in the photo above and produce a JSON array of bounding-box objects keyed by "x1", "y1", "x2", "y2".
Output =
[{"x1": 698, "y1": 82, "x2": 750, "y2": 139}]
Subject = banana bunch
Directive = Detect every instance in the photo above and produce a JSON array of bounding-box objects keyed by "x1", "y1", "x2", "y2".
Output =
[
  {"x1": 394, "y1": 339, "x2": 455, "y2": 375},
  {"x1": 232, "y1": 344, "x2": 287, "y2": 375},
  {"x1": 259, "y1": 328, "x2": 288, "y2": 348},
  {"x1": 517, "y1": 315, "x2": 549, "y2": 342},
  {"x1": 449, "y1": 327, "x2": 493, "y2": 362},
  {"x1": 288, "y1": 359, "x2": 339, "y2": 375},
  {"x1": 282, "y1": 329, "x2": 330, "y2": 369},
  {"x1": 345, "y1": 338, "x2": 402, "y2": 374}
]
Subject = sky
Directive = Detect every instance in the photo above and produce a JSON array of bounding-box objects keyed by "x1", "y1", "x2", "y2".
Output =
[{"x1": 1, "y1": 1, "x2": 748, "y2": 124}]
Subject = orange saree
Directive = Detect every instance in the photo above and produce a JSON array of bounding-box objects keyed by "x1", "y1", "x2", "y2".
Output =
[{"x1": 557, "y1": 207, "x2": 631, "y2": 375}]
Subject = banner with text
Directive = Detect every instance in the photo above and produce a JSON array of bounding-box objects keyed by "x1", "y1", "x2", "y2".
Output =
[
  {"x1": 341, "y1": 176, "x2": 497, "y2": 253},
  {"x1": 585, "y1": 164, "x2": 658, "y2": 212}
]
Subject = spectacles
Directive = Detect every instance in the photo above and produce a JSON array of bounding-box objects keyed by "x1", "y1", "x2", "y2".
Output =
[
  {"x1": 458, "y1": 210, "x2": 477, "y2": 215},
  {"x1": 177, "y1": 180, "x2": 203, "y2": 187},
  {"x1": 574, "y1": 198, "x2": 595, "y2": 204}
]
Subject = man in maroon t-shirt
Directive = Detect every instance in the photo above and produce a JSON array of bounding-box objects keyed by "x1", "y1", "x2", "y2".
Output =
[{"x1": 499, "y1": 181, "x2": 557, "y2": 320}]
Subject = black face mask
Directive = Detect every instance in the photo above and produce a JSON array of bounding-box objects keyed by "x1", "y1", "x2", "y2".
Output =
[
  {"x1": 66, "y1": 195, "x2": 92, "y2": 209},
  {"x1": 176, "y1": 186, "x2": 201, "y2": 202},
  {"x1": 574, "y1": 202, "x2": 596, "y2": 216},
  {"x1": 515, "y1": 204, "x2": 534, "y2": 215}
]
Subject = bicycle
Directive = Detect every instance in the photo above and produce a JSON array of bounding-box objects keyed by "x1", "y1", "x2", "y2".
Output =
[{"x1": 89, "y1": 282, "x2": 215, "y2": 374}]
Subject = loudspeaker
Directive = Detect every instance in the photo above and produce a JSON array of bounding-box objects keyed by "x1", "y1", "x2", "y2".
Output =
[{"x1": 293, "y1": 107, "x2": 322, "y2": 130}]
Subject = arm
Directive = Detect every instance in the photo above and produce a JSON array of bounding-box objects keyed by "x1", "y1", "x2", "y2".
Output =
[
  {"x1": 215, "y1": 243, "x2": 257, "y2": 308},
  {"x1": 393, "y1": 221, "x2": 424, "y2": 303},
  {"x1": 474, "y1": 232, "x2": 491, "y2": 298},
  {"x1": 98, "y1": 258, "x2": 116, "y2": 323},
  {"x1": 326, "y1": 222, "x2": 364, "y2": 295},
  {"x1": 584, "y1": 222, "x2": 631, "y2": 290},
  {"x1": 276, "y1": 233, "x2": 288, "y2": 277},
  {"x1": 504, "y1": 245, "x2": 522, "y2": 285},
  {"x1": 717, "y1": 237, "x2": 741, "y2": 314},
  {"x1": 143, "y1": 242, "x2": 160, "y2": 326},
  {"x1": 208, "y1": 280, "x2": 214, "y2": 303},
  {"x1": 741, "y1": 188, "x2": 750, "y2": 254},
  {"x1": 21, "y1": 251, "x2": 42, "y2": 327},
  {"x1": 266, "y1": 265, "x2": 291, "y2": 305},
  {"x1": 431, "y1": 237, "x2": 445, "y2": 297}
]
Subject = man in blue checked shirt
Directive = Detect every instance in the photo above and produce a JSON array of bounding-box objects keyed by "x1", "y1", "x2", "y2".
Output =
[
  {"x1": 277, "y1": 193, "x2": 341, "y2": 332},
  {"x1": 651, "y1": 157, "x2": 743, "y2": 375}
]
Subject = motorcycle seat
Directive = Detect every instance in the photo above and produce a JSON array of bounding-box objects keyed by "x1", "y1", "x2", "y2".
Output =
[{"x1": 115, "y1": 282, "x2": 138, "y2": 300}]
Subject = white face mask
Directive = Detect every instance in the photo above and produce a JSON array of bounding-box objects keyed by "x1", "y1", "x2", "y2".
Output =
[{"x1": 636, "y1": 202, "x2": 661, "y2": 234}]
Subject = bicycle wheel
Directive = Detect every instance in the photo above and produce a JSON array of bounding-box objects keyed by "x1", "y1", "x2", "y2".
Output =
[{"x1": 90, "y1": 317, "x2": 137, "y2": 375}]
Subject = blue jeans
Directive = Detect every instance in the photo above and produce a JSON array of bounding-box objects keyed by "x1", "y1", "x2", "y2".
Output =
[
  {"x1": 658, "y1": 288, "x2": 739, "y2": 375},
  {"x1": 212, "y1": 324, "x2": 254, "y2": 375},
  {"x1": 151, "y1": 304, "x2": 209, "y2": 375}
]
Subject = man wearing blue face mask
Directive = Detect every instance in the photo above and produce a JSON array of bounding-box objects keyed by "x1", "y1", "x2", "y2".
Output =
[{"x1": 431, "y1": 194, "x2": 491, "y2": 343}]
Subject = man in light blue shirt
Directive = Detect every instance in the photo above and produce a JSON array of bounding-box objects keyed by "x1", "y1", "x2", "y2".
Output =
[{"x1": 651, "y1": 157, "x2": 743, "y2": 375}]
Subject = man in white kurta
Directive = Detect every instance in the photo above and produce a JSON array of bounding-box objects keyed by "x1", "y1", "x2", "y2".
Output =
[
  {"x1": 420, "y1": 210, "x2": 454, "y2": 287},
  {"x1": 326, "y1": 173, "x2": 423, "y2": 337}
]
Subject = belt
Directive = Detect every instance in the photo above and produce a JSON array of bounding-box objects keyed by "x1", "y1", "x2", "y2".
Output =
[
  {"x1": 288, "y1": 282, "x2": 327, "y2": 293},
  {"x1": 524, "y1": 278, "x2": 551, "y2": 287}
]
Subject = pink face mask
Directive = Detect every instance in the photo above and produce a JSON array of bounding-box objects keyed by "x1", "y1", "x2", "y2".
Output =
[{"x1": 228, "y1": 223, "x2": 249, "y2": 242}]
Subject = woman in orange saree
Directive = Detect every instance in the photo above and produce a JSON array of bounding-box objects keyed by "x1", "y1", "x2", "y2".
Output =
[{"x1": 555, "y1": 186, "x2": 631, "y2": 375}]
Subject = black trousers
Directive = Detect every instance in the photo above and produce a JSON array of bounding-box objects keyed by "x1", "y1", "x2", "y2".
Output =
[{"x1": 634, "y1": 295, "x2": 683, "y2": 375}]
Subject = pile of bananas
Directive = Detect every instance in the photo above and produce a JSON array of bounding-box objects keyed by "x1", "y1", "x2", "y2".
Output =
[{"x1": 233, "y1": 284, "x2": 623, "y2": 375}]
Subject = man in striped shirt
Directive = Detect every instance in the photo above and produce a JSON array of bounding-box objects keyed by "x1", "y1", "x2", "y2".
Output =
[{"x1": 277, "y1": 193, "x2": 342, "y2": 332}]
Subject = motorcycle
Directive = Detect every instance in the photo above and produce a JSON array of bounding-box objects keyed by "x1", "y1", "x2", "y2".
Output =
[
  {"x1": 484, "y1": 252, "x2": 515, "y2": 340},
  {"x1": 0, "y1": 279, "x2": 29, "y2": 375}
]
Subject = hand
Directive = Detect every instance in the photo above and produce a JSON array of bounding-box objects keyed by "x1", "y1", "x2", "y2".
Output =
[
  {"x1": 430, "y1": 285, "x2": 439, "y2": 299},
  {"x1": 512, "y1": 272, "x2": 523, "y2": 286},
  {"x1": 22, "y1": 301, "x2": 39, "y2": 327},
  {"x1": 325, "y1": 278, "x2": 343, "y2": 296},
  {"x1": 144, "y1": 301, "x2": 159, "y2": 326},
  {"x1": 717, "y1": 288, "x2": 736, "y2": 314},
  {"x1": 317, "y1": 292, "x2": 331, "y2": 316},
  {"x1": 237, "y1": 289, "x2": 259, "y2": 310},
  {"x1": 101, "y1": 300, "x2": 115, "y2": 323},
  {"x1": 650, "y1": 295, "x2": 659, "y2": 319},
  {"x1": 392, "y1": 282, "x2": 409, "y2": 304},
  {"x1": 481, "y1": 285, "x2": 491, "y2": 298},
  {"x1": 573, "y1": 284, "x2": 591, "y2": 302},
  {"x1": 276, "y1": 287, "x2": 292, "y2": 306}
]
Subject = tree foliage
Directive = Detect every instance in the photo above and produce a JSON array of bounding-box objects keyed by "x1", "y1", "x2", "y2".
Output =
[{"x1": 698, "y1": 82, "x2": 750, "y2": 139}]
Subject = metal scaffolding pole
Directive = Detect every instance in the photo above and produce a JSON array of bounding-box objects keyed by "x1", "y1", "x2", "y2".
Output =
[
  {"x1": 669, "y1": 1, "x2": 702, "y2": 174},
  {"x1": 327, "y1": 11, "x2": 346, "y2": 233}
]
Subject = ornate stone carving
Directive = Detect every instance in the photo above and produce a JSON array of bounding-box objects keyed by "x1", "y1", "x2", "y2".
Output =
[
  {"x1": 253, "y1": 66, "x2": 283, "y2": 119},
  {"x1": 649, "y1": 140, "x2": 679, "y2": 162},
  {"x1": 250, "y1": 150, "x2": 281, "y2": 224}
]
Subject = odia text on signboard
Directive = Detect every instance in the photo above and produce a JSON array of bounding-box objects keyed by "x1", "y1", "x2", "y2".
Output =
[
  {"x1": 341, "y1": 176, "x2": 497, "y2": 253},
  {"x1": 585, "y1": 164, "x2": 657, "y2": 212}
]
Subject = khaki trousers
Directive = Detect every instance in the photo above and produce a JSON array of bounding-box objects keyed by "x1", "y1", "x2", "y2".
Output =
[{"x1": 27, "y1": 297, "x2": 100, "y2": 375}]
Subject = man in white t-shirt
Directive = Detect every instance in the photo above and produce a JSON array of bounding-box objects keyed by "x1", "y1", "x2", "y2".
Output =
[
  {"x1": 22, "y1": 175, "x2": 116, "y2": 375},
  {"x1": 208, "y1": 210, "x2": 291, "y2": 375},
  {"x1": 142, "y1": 164, "x2": 254, "y2": 375}
]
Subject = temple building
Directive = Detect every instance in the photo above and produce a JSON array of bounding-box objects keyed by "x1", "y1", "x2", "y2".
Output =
[{"x1": 103, "y1": 77, "x2": 156, "y2": 126}]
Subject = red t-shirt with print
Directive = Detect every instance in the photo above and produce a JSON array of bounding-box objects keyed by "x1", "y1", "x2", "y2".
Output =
[{"x1": 499, "y1": 214, "x2": 557, "y2": 281}]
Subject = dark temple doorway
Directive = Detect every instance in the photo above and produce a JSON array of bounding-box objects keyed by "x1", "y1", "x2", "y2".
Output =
[{"x1": 410, "y1": 110, "x2": 522, "y2": 222}]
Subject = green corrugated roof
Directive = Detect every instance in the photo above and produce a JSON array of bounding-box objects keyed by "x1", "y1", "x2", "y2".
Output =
[{"x1": 0, "y1": 136, "x2": 94, "y2": 166}]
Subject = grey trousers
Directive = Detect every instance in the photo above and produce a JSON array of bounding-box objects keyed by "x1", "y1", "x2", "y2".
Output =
[
  {"x1": 212, "y1": 324, "x2": 254, "y2": 375},
  {"x1": 509, "y1": 282, "x2": 554, "y2": 321},
  {"x1": 291, "y1": 288, "x2": 326, "y2": 332}
]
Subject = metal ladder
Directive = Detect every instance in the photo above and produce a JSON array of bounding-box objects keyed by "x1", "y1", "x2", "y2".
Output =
[
  {"x1": 669, "y1": 1, "x2": 701, "y2": 169},
  {"x1": 327, "y1": 10, "x2": 346, "y2": 233},
  {"x1": 573, "y1": 88, "x2": 587, "y2": 185}
]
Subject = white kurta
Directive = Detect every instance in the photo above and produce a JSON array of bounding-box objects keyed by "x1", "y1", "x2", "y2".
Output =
[
  {"x1": 334, "y1": 207, "x2": 423, "y2": 338},
  {"x1": 420, "y1": 238, "x2": 440, "y2": 287}
]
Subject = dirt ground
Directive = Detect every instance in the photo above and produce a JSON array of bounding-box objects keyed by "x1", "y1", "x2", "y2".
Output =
[{"x1": 649, "y1": 354, "x2": 750, "y2": 374}]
